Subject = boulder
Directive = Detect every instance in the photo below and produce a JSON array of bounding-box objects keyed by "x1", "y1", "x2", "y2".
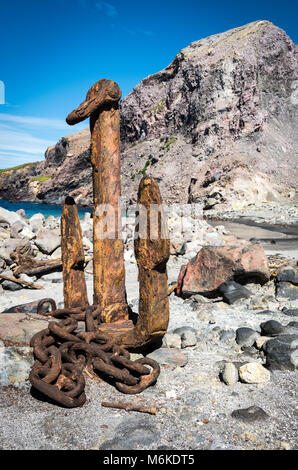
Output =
[
  {"x1": 0, "y1": 207, "x2": 24, "y2": 226},
  {"x1": 34, "y1": 228, "x2": 61, "y2": 255},
  {"x1": 0, "y1": 238, "x2": 32, "y2": 264},
  {"x1": 177, "y1": 239, "x2": 270, "y2": 297}
]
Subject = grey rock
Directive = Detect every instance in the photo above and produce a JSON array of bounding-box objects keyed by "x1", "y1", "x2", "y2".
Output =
[
  {"x1": 219, "y1": 330, "x2": 236, "y2": 343},
  {"x1": 263, "y1": 334, "x2": 298, "y2": 371},
  {"x1": 260, "y1": 320, "x2": 286, "y2": 336},
  {"x1": 218, "y1": 281, "x2": 251, "y2": 304},
  {"x1": 173, "y1": 326, "x2": 197, "y2": 338},
  {"x1": 1, "y1": 270, "x2": 23, "y2": 291},
  {"x1": 147, "y1": 348, "x2": 188, "y2": 367},
  {"x1": 181, "y1": 330, "x2": 197, "y2": 348},
  {"x1": 0, "y1": 239, "x2": 31, "y2": 264},
  {"x1": 222, "y1": 363, "x2": 239, "y2": 386},
  {"x1": 236, "y1": 327, "x2": 259, "y2": 347},
  {"x1": 99, "y1": 415, "x2": 160, "y2": 450},
  {"x1": 231, "y1": 406, "x2": 269, "y2": 423},
  {"x1": 276, "y1": 282, "x2": 298, "y2": 301},
  {"x1": 35, "y1": 229, "x2": 61, "y2": 255},
  {"x1": 282, "y1": 307, "x2": 298, "y2": 317},
  {"x1": 0, "y1": 345, "x2": 34, "y2": 388},
  {"x1": 277, "y1": 266, "x2": 298, "y2": 285}
]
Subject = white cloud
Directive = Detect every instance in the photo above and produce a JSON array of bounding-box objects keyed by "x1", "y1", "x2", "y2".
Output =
[{"x1": 0, "y1": 113, "x2": 68, "y2": 130}]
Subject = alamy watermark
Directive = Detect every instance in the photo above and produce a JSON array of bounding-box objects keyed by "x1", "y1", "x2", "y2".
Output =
[
  {"x1": 92, "y1": 198, "x2": 205, "y2": 242},
  {"x1": 0, "y1": 80, "x2": 5, "y2": 104}
]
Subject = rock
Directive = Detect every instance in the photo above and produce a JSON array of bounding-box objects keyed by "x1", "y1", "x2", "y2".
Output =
[
  {"x1": 50, "y1": 246, "x2": 62, "y2": 259},
  {"x1": 0, "y1": 344, "x2": 34, "y2": 388},
  {"x1": 232, "y1": 406, "x2": 269, "y2": 423},
  {"x1": 282, "y1": 307, "x2": 298, "y2": 317},
  {"x1": 177, "y1": 239, "x2": 270, "y2": 297},
  {"x1": 162, "y1": 333, "x2": 181, "y2": 349},
  {"x1": 147, "y1": 348, "x2": 188, "y2": 367},
  {"x1": 0, "y1": 207, "x2": 24, "y2": 226},
  {"x1": 219, "y1": 330, "x2": 236, "y2": 343},
  {"x1": 29, "y1": 213, "x2": 45, "y2": 232},
  {"x1": 0, "y1": 239, "x2": 31, "y2": 264},
  {"x1": 16, "y1": 209, "x2": 26, "y2": 219},
  {"x1": 276, "y1": 282, "x2": 298, "y2": 301},
  {"x1": 236, "y1": 328, "x2": 260, "y2": 347},
  {"x1": 277, "y1": 266, "x2": 298, "y2": 285},
  {"x1": 0, "y1": 314, "x2": 49, "y2": 345},
  {"x1": 222, "y1": 363, "x2": 239, "y2": 385},
  {"x1": 0, "y1": 22, "x2": 297, "y2": 212},
  {"x1": 239, "y1": 362, "x2": 270, "y2": 383},
  {"x1": 218, "y1": 281, "x2": 251, "y2": 304},
  {"x1": 260, "y1": 320, "x2": 286, "y2": 336},
  {"x1": 1, "y1": 300, "x2": 50, "y2": 314},
  {"x1": 35, "y1": 228, "x2": 61, "y2": 255},
  {"x1": 263, "y1": 334, "x2": 298, "y2": 371},
  {"x1": 99, "y1": 416, "x2": 160, "y2": 450},
  {"x1": 0, "y1": 270, "x2": 23, "y2": 291},
  {"x1": 170, "y1": 238, "x2": 186, "y2": 256},
  {"x1": 255, "y1": 336, "x2": 271, "y2": 350},
  {"x1": 181, "y1": 330, "x2": 197, "y2": 348},
  {"x1": 173, "y1": 326, "x2": 197, "y2": 338}
]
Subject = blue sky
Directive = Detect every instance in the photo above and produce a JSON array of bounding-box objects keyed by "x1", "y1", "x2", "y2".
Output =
[{"x1": 0, "y1": 0, "x2": 297, "y2": 169}]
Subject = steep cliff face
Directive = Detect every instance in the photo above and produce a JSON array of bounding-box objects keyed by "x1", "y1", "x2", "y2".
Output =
[{"x1": 1, "y1": 20, "x2": 297, "y2": 209}]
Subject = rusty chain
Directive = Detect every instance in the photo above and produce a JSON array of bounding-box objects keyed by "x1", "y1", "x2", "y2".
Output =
[{"x1": 29, "y1": 298, "x2": 160, "y2": 408}]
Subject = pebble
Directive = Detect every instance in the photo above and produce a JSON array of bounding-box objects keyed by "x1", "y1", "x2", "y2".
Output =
[
  {"x1": 147, "y1": 348, "x2": 188, "y2": 367},
  {"x1": 181, "y1": 330, "x2": 197, "y2": 348},
  {"x1": 260, "y1": 320, "x2": 286, "y2": 336},
  {"x1": 236, "y1": 327, "x2": 259, "y2": 348},
  {"x1": 222, "y1": 362, "x2": 239, "y2": 386}
]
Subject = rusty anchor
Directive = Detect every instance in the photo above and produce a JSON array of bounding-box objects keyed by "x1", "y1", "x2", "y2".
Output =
[{"x1": 29, "y1": 79, "x2": 170, "y2": 407}]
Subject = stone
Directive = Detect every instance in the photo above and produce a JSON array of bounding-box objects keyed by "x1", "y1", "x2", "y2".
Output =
[
  {"x1": 0, "y1": 207, "x2": 24, "y2": 226},
  {"x1": 1, "y1": 270, "x2": 23, "y2": 291},
  {"x1": 220, "y1": 330, "x2": 236, "y2": 343},
  {"x1": 260, "y1": 320, "x2": 286, "y2": 336},
  {"x1": 173, "y1": 326, "x2": 197, "y2": 338},
  {"x1": 263, "y1": 334, "x2": 298, "y2": 371},
  {"x1": 282, "y1": 307, "x2": 298, "y2": 317},
  {"x1": 147, "y1": 348, "x2": 188, "y2": 367},
  {"x1": 181, "y1": 330, "x2": 197, "y2": 348},
  {"x1": 218, "y1": 281, "x2": 251, "y2": 304},
  {"x1": 231, "y1": 406, "x2": 269, "y2": 423},
  {"x1": 162, "y1": 333, "x2": 181, "y2": 349},
  {"x1": 29, "y1": 213, "x2": 45, "y2": 232},
  {"x1": 0, "y1": 314, "x2": 49, "y2": 345},
  {"x1": 0, "y1": 238, "x2": 31, "y2": 264},
  {"x1": 239, "y1": 362, "x2": 270, "y2": 383},
  {"x1": 99, "y1": 416, "x2": 160, "y2": 450},
  {"x1": 35, "y1": 228, "x2": 61, "y2": 255},
  {"x1": 222, "y1": 363, "x2": 238, "y2": 386},
  {"x1": 1, "y1": 300, "x2": 49, "y2": 314},
  {"x1": 170, "y1": 238, "x2": 186, "y2": 256},
  {"x1": 236, "y1": 328, "x2": 259, "y2": 347},
  {"x1": 276, "y1": 282, "x2": 298, "y2": 301},
  {"x1": 16, "y1": 209, "x2": 26, "y2": 219},
  {"x1": 0, "y1": 344, "x2": 34, "y2": 388},
  {"x1": 277, "y1": 266, "x2": 298, "y2": 285},
  {"x1": 255, "y1": 336, "x2": 271, "y2": 349},
  {"x1": 177, "y1": 239, "x2": 270, "y2": 297}
]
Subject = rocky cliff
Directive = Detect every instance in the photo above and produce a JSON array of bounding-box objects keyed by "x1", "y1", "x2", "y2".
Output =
[{"x1": 1, "y1": 20, "x2": 297, "y2": 210}]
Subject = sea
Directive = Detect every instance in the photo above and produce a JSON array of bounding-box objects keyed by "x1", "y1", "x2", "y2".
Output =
[{"x1": 0, "y1": 199, "x2": 92, "y2": 220}]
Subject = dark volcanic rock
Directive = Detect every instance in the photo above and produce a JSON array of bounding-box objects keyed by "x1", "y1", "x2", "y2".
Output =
[
  {"x1": 0, "y1": 21, "x2": 297, "y2": 210},
  {"x1": 231, "y1": 406, "x2": 269, "y2": 423},
  {"x1": 276, "y1": 282, "x2": 298, "y2": 301},
  {"x1": 263, "y1": 334, "x2": 298, "y2": 370},
  {"x1": 218, "y1": 281, "x2": 251, "y2": 304},
  {"x1": 282, "y1": 307, "x2": 298, "y2": 317},
  {"x1": 236, "y1": 327, "x2": 259, "y2": 347},
  {"x1": 260, "y1": 320, "x2": 287, "y2": 336},
  {"x1": 277, "y1": 266, "x2": 298, "y2": 285}
]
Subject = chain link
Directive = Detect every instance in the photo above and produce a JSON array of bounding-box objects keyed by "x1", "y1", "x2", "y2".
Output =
[{"x1": 29, "y1": 298, "x2": 160, "y2": 407}]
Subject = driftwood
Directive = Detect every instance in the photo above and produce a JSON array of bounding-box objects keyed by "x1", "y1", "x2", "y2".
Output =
[
  {"x1": 101, "y1": 401, "x2": 158, "y2": 415},
  {"x1": 10, "y1": 252, "x2": 92, "y2": 278},
  {"x1": 0, "y1": 274, "x2": 43, "y2": 290},
  {"x1": 10, "y1": 253, "x2": 62, "y2": 277}
]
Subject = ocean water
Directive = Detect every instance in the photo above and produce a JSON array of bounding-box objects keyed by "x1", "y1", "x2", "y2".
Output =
[{"x1": 0, "y1": 199, "x2": 92, "y2": 220}]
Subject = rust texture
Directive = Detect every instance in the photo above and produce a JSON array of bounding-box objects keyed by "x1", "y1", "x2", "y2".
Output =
[
  {"x1": 29, "y1": 79, "x2": 170, "y2": 407},
  {"x1": 61, "y1": 196, "x2": 89, "y2": 308},
  {"x1": 67, "y1": 79, "x2": 128, "y2": 323}
]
